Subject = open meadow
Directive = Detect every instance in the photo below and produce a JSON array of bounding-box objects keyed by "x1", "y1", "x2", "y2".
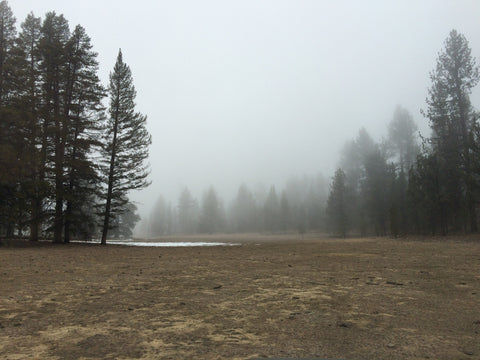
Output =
[{"x1": 1, "y1": 235, "x2": 480, "y2": 360}]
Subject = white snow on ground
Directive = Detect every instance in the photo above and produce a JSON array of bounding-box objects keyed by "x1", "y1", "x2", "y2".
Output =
[{"x1": 75, "y1": 240, "x2": 240, "y2": 247}]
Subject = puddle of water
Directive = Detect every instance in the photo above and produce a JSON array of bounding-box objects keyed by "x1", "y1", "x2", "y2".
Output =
[{"x1": 104, "y1": 240, "x2": 239, "y2": 247}]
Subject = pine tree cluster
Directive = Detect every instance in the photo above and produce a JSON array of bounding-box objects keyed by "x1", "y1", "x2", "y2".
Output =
[
  {"x1": 327, "y1": 30, "x2": 480, "y2": 237},
  {"x1": 0, "y1": 2, "x2": 150, "y2": 243}
]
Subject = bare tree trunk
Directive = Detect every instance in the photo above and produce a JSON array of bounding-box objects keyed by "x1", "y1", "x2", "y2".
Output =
[
  {"x1": 101, "y1": 106, "x2": 119, "y2": 245},
  {"x1": 29, "y1": 199, "x2": 39, "y2": 241},
  {"x1": 64, "y1": 201, "x2": 72, "y2": 243},
  {"x1": 101, "y1": 196, "x2": 111, "y2": 245}
]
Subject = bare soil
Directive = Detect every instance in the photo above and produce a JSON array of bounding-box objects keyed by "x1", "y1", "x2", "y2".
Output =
[{"x1": 1, "y1": 234, "x2": 480, "y2": 360}]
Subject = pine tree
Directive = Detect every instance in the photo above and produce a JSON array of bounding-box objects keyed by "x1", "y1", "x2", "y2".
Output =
[
  {"x1": 264, "y1": 186, "x2": 280, "y2": 233},
  {"x1": 0, "y1": 0, "x2": 18, "y2": 236},
  {"x1": 100, "y1": 50, "x2": 151, "y2": 245},
  {"x1": 231, "y1": 184, "x2": 257, "y2": 233},
  {"x1": 177, "y1": 187, "x2": 198, "y2": 234},
  {"x1": 62, "y1": 25, "x2": 105, "y2": 243},
  {"x1": 0, "y1": 0, "x2": 16, "y2": 105},
  {"x1": 38, "y1": 12, "x2": 71, "y2": 243},
  {"x1": 150, "y1": 195, "x2": 169, "y2": 236},
  {"x1": 29, "y1": 14, "x2": 104, "y2": 243},
  {"x1": 198, "y1": 187, "x2": 225, "y2": 234},
  {"x1": 340, "y1": 128, "x2": 376, "y2": 235},
  {"x1": 388, "y1": 105, "x2": 419, "y2": 173},
  {"x1": 408, "y1": 152, "x2": 445, "y2": 235},
  {"x1": 109, "y1": 199, "x2": 140, "y2": 239},
  {"x1": 17, "y1": 13, "x2": 43, "y2": 241},
  {"x1": 362, "y1": 148, "x2": 390, "y2": 236},
  {"x1": 425, "y1": 29, "x2": 480, "y2": 232},
  {"x1": 326, "y1": 168, "x2": 349, "y2": 238}
]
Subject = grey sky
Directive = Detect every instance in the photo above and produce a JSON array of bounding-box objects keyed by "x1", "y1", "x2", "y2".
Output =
[{"x1": 10, "y1": 0, "x2": 480, "y2": 217}]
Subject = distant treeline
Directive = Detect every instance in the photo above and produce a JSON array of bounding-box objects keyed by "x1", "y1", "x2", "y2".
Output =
[
  {"x1": 144, "y1": 175, "x2": 328, "y2": 237},
  {"x1": 0, "y1": 2, "x2": 150, "y2": 243},
  {"x1": 147, "y1": 30, "x2": 480, "y2": 238},
  {"x1": 144, "y1": 110, "x2": 416, "y2": 238}
]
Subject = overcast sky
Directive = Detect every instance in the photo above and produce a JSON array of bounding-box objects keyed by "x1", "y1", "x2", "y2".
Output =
[{"x1": 10, "y1": 0, "x2": 480, "y2": 217}]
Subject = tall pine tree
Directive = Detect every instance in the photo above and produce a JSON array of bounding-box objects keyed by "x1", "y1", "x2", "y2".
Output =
[
  {"x1": 327, "y1": 168, "x2": 349, "y2": 238},
  {"x1": 39, "y1": 12, "x2": 71, "y2": 243},
  {"x1": 62, "y1": 25, "x2": 105, "y2": 242},
  {"x1": 17, "y1": 13, "x2": 43, "y2": 241},
  {"x1": 100, "y1": 50, "x2": 150, "y2": 245},
  {"x1": 0, "y1": 0, "x2": 19, "y2": 236},
  {"x1": 425, "y1": 30, "x2": 480, "y2": 232}
]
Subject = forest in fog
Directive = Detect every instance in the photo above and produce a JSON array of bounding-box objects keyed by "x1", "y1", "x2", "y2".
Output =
[
  {"x1": 1, "y1": 1, "x2": 480, "y2": 242},
  {"x1": 145, "y1": 29, "x2": 480, "y2": 239}
]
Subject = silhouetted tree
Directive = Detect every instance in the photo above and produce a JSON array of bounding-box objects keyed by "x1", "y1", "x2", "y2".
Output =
[
  {"x1": 39, "y1": 12, "x2": 72, "y2": 243},
  {"x1": 340, "y1": 128, "x2": 376, "y2": 235},
  {"x1": 62, "y1": 25, "x2": 105, "y2": 243},
  {"x1": 362, "y1": 147, "x2": 391, "y2": 236},
  {"x1": 0, "y1": 1, "x2": 21, "y2": 237},
  {"x1": 326, "y1": 168, "x2": 349, "y2": 237},
  {"x1": 425, "y1": 30, "x2": 479, "y2": 232},
  {"x1": 16, "y1": 12, "x2": 44, "y2": 241},
  {"x1": 408, "y1": 151, "x2": 445, "y2": 235},
  {"x1": 0, "y1": 0, "x2": 16, "y2": 104},
  {"x1": 100, "y1": 50, "x2": 151, "y2": 244}
]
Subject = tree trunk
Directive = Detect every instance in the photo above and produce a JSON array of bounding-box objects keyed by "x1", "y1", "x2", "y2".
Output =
[
  {"x1": 53, "y1": 198, "x2": 63, "y2": 243},
  {"x1": 64, "y1": 200, "x2": 71, "y2": 243},
  {"x1": 53, "y1": 78, "x2": 65, "y2": 244},
  {"x1": 101, "y1": 197, "x2": 111, "y2": 245},
  {"x1": 53, "y1": 125, "x2": 64, "y2": 244},
  {"x1": 101, "y1": 84, "x2": 121, "y2": 245},
  {"x1": 64, "y1": 123, "x2": 80, "y2": 244},
  {"x1": 101, "y1": 144, "x2": 117, "y2": 245},
  {"x1": 6, "y1": 222, "x2": 13, "y2": 238},
  {"x1": 29, "y1": 198, "x2": 40, "y2": 241},
  {"x1": 468, "y1": 190, "x2": 477, "y2": 232}
]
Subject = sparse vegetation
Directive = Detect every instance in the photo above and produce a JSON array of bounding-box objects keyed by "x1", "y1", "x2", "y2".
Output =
[{"x1": 1, "y1": 235, "x2": 479, "y2": 359}]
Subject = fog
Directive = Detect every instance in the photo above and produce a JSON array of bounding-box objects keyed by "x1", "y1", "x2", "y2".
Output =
[{"x1": 11, "y1": 0, "x2": 480, "y2": 221}]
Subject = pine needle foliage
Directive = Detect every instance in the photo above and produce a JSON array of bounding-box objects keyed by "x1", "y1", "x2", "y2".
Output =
[{"x1": 100, "y1": 50, "x2": 151, "y2": 244}]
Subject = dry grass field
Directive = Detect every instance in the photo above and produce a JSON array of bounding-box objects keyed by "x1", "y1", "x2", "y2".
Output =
[{"x1": 1, "y1": 234, "x2": 479, "y2": 359}]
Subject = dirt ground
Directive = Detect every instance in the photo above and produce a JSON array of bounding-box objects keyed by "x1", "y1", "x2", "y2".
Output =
[{"x1": 1, "y1": 234, "x2": 480, "y2": 360}]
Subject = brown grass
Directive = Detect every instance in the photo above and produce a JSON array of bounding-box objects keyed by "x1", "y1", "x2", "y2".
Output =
[{"x1": 1, "y1": 235, "x2": 479, "y2": 359}]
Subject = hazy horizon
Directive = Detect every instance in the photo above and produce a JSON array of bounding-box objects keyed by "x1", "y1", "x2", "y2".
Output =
[{"x1": 10, "y1": 0, "x2": 480, "y2": 221}]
